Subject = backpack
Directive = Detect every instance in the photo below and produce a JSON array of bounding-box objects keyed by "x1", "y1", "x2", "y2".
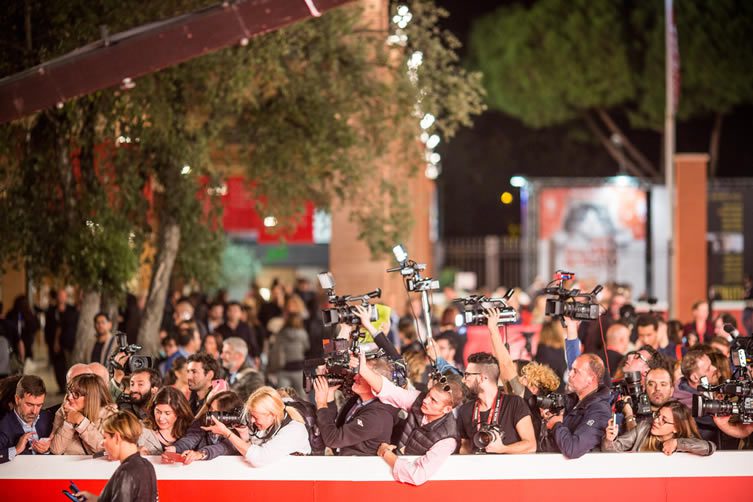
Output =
[{"x1": 285, "y1": 397, "x2": 325, "y2": 455}]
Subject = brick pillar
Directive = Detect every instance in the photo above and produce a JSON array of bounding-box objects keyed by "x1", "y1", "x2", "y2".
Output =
[
  {"x1": 672, "y1": 154, "x2": 708, "y2": 320},
  {"x1": 329, "y1": 0, "x2": 435, "y2": 317}
]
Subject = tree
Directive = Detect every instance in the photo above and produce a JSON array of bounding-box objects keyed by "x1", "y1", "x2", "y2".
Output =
[
  {"x1": 0, "y1": 0, "x2": 484, "y2": 358},
  {"x1": 469, "y1": 0, "x2": 753, "y2": 177}
]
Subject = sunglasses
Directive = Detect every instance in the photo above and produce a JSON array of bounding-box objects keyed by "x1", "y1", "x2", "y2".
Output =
[{"x1": 433, "y1": 375, "x2": 451, "y2": 393}]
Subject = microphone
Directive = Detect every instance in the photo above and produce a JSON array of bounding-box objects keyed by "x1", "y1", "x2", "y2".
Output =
[
  {"x1": 723, "y1": 323, "x2": 740, "y2": 339},
  {"x1": 373, "y1": 332, "x2": 401, "y2": 361}
]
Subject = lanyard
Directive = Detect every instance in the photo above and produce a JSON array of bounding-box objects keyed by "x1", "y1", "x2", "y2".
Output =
[{"x1": 473, "y1": 388, "x2": 504, "y2": 431}]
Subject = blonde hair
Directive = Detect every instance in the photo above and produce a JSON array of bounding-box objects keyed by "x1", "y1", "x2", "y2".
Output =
[
  {"x1": 244, "y1": 386, "x2": 303, "y2": 430},
  {"x1": 538, "y1": 320, "x2": 564, "y2": 349},
  {"x1": 103, "y1": 410, "x2": 143, "y2": 445},
  {"x1": 521, "y1": 362, "x2": 561, "y2": 393},
  {"x1": 67, "y1": 373, "x2": 113, "y2": 422}
]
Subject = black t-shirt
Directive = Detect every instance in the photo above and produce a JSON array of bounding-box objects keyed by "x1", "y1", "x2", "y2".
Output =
[
  {"x1": 458, "y1": 392, "x2": 531, "y2": 446},
  {"x1": 91, "y1": 341, "x2": 105, "y2": 364}
]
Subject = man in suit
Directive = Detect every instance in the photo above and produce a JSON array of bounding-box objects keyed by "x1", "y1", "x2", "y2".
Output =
[{"x1": 0, "y1": 375, "x2": 53, "y2": 463}]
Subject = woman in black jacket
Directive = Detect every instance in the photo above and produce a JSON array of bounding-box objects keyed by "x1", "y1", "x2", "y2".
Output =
[{"x1": 75, "y1": 411, "x2": 158, "y2": 502}]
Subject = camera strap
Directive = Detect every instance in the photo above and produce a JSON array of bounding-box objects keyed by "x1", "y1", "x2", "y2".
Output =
[{"x1": 473, "y1": 388, "x2": 504, "y2": 431}]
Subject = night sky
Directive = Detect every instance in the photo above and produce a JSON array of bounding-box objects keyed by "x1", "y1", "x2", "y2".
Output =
[{"x1": 433, "y1": 0, "x2": 753, "y2": 238}]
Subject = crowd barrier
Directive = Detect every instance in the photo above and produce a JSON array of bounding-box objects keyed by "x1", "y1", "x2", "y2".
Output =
[{"x1": 1, "y1": 452, "x2": 752, "y2": 502}]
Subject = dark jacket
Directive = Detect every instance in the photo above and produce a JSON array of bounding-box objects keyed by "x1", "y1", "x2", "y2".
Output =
[
  {"x1": 172, "y1": 419, "x2": 238, "y2": 460},
  {"x1": 98, "y1": 452, "x2": 157, "y2": 502},
  {"x1": 399, "y1": 392, "x2": 459, "y2": 455},
  {"x1": 0, "y1": 408, "x2": 54, "y2": 463},
  {"x1": 546, "y1": 385, "x2": 612, "y2": 459},
  {"x1": 674, "y1": 377, "x2": 721, "y2": 446},
  {"x1": 316, "y1": 396, "x2": 398, "y2": 456}
]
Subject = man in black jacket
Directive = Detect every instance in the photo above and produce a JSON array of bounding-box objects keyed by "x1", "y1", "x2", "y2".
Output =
[
  {"x1": 314, "y1": 356, "x2": 399, "y2": 455},
  {"x1": 0, "y1": 375, "x2": 53, "y2": 463},
  {"x1": 542, "y1": 354, "x2": 611, "y2": 459}
]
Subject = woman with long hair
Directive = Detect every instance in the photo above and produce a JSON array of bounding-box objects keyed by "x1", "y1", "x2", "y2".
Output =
[
  {"x1": 74, "y1": 411, "x2": 158, "y2": 502},
  {"x1": 50, "y1": 373, "x2": 117, "y2": 454},
  {"x1": 602, "y1": 400, "x2": 715, "y2": 456},
  {"x1": 202, "y1": 386, "x2": 310, "y2": 466},
  {"x1": 166, "y1": 390, "x2": 244, "y2": 464},
  {"x1": 140, "y1": 387, "x2": 194, "y2": 455}
]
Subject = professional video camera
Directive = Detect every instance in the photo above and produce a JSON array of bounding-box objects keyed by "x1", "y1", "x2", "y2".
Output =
[
  {"x1": 542, "y1": 271, "x2": 602, "y2": 325},
  {"x1": 204, "y1": 410, "x2": 247, "y2": 428},
  {"x1": 472, "y1": 424, "x2": 504, "y2": 451},
  {"x1": 527, "y1": 392, "x2": 568, "y2": 414},
  {"x1": 317, "y1": 272, "x2": 380, "y2": 327},
  {"x1": 693, "y1": 379, "x2": 753, "y2": 424},
  {"x1": 107, "y1": 332, "x2": 154, "y2": 376},
  {"x1": 454, "y1": 288, "x2": 518, "y2": 326},
  {"x1": 387, "y1": 244, "x2": 440, "y2": 293},
  {"x1": 611, "y1": 371, "x2": 652, "y2": 416}
]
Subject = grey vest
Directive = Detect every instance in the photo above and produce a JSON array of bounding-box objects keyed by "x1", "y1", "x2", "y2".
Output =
[{"x1": 398, "y1": 392, "x2": 458, "y2": 455}]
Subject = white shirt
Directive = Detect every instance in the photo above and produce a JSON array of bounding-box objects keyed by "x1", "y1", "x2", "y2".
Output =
[{"x1": 244, "y1": 419, "x2": 311, "y2": 467}]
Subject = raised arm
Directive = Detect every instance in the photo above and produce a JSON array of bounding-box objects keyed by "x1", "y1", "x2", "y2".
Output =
[{"x1": 486, "y1": 308, "x2": 518, "y2": 383}]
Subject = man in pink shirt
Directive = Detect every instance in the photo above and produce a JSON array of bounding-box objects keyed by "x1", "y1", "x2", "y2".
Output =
[{"x1": 356, "y1": 351, "x2": 464, "y2": 486}]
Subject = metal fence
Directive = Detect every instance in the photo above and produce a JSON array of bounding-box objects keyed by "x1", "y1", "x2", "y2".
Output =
[{"x1": 438, "y1": 236, "x2": 528, "y2": 290}]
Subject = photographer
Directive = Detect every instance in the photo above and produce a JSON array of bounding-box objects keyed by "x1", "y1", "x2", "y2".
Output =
[
  {"x1": 542, "y1": 354, "x2": 611, "y2": 459},
  {"x1": 167, "y1": 390, "x2": 244, "y2": 463},
  {"x1": 356, "y1": 350, "x2": 464, "y2": 486},
  {"x1": 458, "y1": 352, "x2": 535, "y2": 454},
  {"x1": 313, "y1": 355, "x2": 399, "y2": 456},
  {"x1": 118, "y1": 368, "x2": 161, "y2": 421},
  {"x1": 712, "y1": 415, "x2": 753, "y2": 449},
  {"x1": 602, "y1": 400, "x2": 715, "y2": 456},
  {"x1": 621, "y1": 366, "x2": 675, "y2": 431},
  {"x1": 673, "y1": 349, "x2": 721, "y2": 445}
]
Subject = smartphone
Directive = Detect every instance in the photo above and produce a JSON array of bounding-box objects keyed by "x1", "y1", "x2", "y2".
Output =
[
  {"x1": 62, "y1": 490, "x2": 80, "y2": 502},
  {"x1": 69, "y1": 481, "x2": 81, "y2": 494},
  {"x1": 161, "y1": 451, "x2": 186, "y2": 464}
]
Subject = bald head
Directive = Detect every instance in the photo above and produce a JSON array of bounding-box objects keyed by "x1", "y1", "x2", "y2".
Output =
[
  {"x1": 606, "y1": 323, "x2": 630, "y2": 354},
  {"x1": 66, "y1": 363, "x2": 92, "y2": 383},
  {"x1": 87, "y1": 363, "x2": 109, "y2": 385}
]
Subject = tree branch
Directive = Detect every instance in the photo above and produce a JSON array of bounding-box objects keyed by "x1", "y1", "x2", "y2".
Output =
[
  {"x1": 582, "y1": 112, "x2": 645, "y2": 178},
  {"x1": 595, "y1": 108, "x2": 658, "y2": 178}
]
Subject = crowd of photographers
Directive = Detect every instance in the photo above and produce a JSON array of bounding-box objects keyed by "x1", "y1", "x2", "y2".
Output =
[{"x1": 0, "y1": 272, "x2": 751, "y2": 497}]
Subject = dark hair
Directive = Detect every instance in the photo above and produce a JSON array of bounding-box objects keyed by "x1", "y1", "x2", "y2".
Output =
[
  {"x1": 636, "y1": 314, "x2": 658, "y2": 331},
  {"x1": 93, "y1": 311, "x2": 110, "y2": 323},
  {"x1": 176, "y1": 296, "x2": 193, "y2": 307},
  {"x1": 166, "y1": 357, "x2": 187, "y2": 386},
  {"x1": 146, "y1": 387, "x2": 194, "y2": 439},
  {"x1": 161, "y1": 331, "x2": 179, "y2": 348},
  {"x1": 467, "y1": 352, "x2": 500, "y2": 382},
  {"x1": 646, "y1": 366, "x2": 675, "y2": 387},
  {"x1": 227, "y1": 301, "x2": 242, "y2": 310},
  {"x1": 177, "y1": 321, "x2": 197, "y2": 347},
  {"x1": 198, "y1": 390, "x2": 244, "y2": 418},
  {"x1": 187, "y1": 353, "x2": 220, "y2": 379},
  {"x1": 716, "y1": 313, "x2": 737, "y2": 330},
  {"x1": 15, "y1": 375, "x2": 46, "y2": 398},
  {"x1": 433, "y1": 333, "x2": 457, "y2": 350},
  {"x1": 132, "y1": 368, "x2": 162, "y2": 389}
]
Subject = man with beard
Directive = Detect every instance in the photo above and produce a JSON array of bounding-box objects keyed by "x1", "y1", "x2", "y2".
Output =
[
  {"x1": 0, "y1": 376, "x2": 53, "y2": 463},
  {"x1": 119, "y1": 369, "x2": 161, "y2": 420},
  {"x1": 458, "y1": 352, "x2": 535, "y2": 454},
  {"x1": 618, "y1": 366, "x2": 675, "y2": 433},
  {"x1": 187, "y1": 353, "x2": 221, "y2": 415},
  {"x1": 542, "y1": 354, "x2": 612, "y2": 458},
  {"x1": 85, "y1": 313, "x2": 120, "y2": 366}
]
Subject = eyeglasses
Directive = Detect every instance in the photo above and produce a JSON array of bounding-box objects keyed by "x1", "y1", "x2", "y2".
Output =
[
  {"x1": 66, "y1": 389, "x2": 82, "y2": 400},
  {"x1": 652, "y1": 411, "x2": 674, "y2": 426},
  {"x1": 626, "y1": 351, "x2": 649, "y2": 365},
  {"x1": 463, "y1": 371, "x2": 481, "y2": 378}
]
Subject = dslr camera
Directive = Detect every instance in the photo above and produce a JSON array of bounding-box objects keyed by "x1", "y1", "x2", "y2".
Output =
[
  {"x1": 472, "y1": 424, "x2": 504, "y2": 451},
  {"x1": 454, "y1": 288, "x2": 518, "y2": 326},
  {"x1": 542, "y1": 271, "x2": 602, "y2": 325},
  {"x1": 611, "y1": 371, "x2": 652, "y2": 417},
  {"x1": 204, "y1": 410, "x2": 247, "y2": 428},
  {"x1": 317, "y1": 272, "x2": 381, "y2": 327},
  {"x1": 107, "y1": 332, "x2": 154, "y2": 376},
  {"x1": 528, "y1": 392, "x2": 567, "y2": 414}
]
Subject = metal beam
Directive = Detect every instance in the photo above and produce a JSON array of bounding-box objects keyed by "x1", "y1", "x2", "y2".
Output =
[{"x1": 0, "y1": 0, "x2": 354, "y2": 124}]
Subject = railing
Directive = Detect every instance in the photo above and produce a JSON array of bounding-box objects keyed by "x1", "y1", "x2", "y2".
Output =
[{"x1": 439, "y1": 236, "x2": 528, "y2": 289}]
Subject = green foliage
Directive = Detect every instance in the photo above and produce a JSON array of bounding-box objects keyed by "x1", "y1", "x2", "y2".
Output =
[{"x1": 470, "y1": 0, "x2": 753, "y2": 131}]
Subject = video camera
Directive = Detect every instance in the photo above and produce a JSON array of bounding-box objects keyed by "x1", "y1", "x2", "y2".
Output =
[
  {"x1": 317, "y1": 272, "x2": 380, "y2": 327},
  {"x1": 107, "y1": 332, "x2": 154, "y2": 376},
  {"x1": 528, "y1": 392, "x2": 568, "y2": 414},
  {"x1": 204, "y1": 410, "x2": 247, "y2": 428},
  {"x1": 542, "y1": 271, "x2": 602, "y2": 326},
  {"x1": 611, "y1": 370, "x2": 652, "y2": 417},
  {"x1": 693, "y1": 336, "x2": 753, "y2": 424},
  {"x1": 454, "y1": 288, "x2": 518, "y2": 326},
  {"x1": 693, "y1": 379, "x2": 753, "y2": 424},
  {"x1": 387, "y1": 244, "x2": 440, "y2": 293},
  {"x1": 303, "y1": 338, "x2": 355, "y2": 393}
]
